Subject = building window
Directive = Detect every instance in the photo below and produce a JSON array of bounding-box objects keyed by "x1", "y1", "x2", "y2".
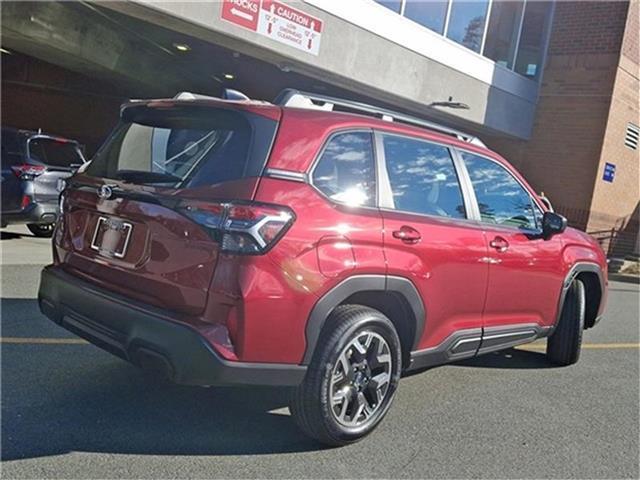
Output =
[
  {"x1": 373, "y1": 0, "x2": 403, "y2": 14},
  {"x1": 514, "y1": 1, "x2": 552, "y2": 78},
  {"x1": 625, "y1": 123, "x2": 639, "y2": 150},
  {"x1": 483, "y1": 0, "x2": 525, "y2": 69},
  {"x1": 404, "y1": 0, "x2": 450, "y2": 34},
  {"x1": 367, "y1": 0, "x2": 552, "y2": 81},
  {"x1": 446, "y1": 0, "x2": 490, "y2": 53}
]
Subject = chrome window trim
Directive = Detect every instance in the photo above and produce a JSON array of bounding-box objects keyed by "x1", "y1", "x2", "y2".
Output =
[
  {"x1": 264, "y1": 168, "x2": 308, "y2": 183},
  {"x1": 307, "y1": 128, "x2": 380, "y2": 211}
]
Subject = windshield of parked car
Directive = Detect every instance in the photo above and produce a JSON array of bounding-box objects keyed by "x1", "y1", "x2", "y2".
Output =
[
  {"x1": 28, "y1": 138, "x2": 85, "y2": 168},
  {"x1": 84, "y1": 105, "x2": 277, "y2": 188}
]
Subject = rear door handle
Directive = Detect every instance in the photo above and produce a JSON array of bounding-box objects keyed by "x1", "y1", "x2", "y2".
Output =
[
  {"x1": 392, "y1": 226, "x2": 421, "y2": 244},
  {"x1": 489, "y1": 236, "x2": 509, "y2": 252}
]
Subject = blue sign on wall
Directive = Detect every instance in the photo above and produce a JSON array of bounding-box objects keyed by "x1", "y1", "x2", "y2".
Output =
[{"x1": 603, "y1": 162, "x2": 616, "y2": 183}]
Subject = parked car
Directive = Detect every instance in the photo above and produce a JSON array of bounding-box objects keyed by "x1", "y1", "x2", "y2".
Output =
[
  {"x1": 38, "y1": 90, "x2": 607, "y2": 446},
  {"x1": 1, "y1": 127, "x2": 87, "y2": 237}
]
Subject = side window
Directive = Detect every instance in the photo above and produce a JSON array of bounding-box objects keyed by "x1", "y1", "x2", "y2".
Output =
[
  {"x1": 312, "y1": 132, "x2": 376, "y2": 207},
  {"x1": 462, "y1": 152, "x2": 537, "y2": 230},
  {"x1": 381, "y1": 134, "x2": 466, "y2": 219}
]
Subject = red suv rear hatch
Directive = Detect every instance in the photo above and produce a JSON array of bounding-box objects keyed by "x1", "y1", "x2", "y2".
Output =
[{"x1": 57, "y1": 101, "x2": 280, "y2": 315}]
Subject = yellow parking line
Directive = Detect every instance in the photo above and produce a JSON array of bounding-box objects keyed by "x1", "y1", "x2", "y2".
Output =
[
  {"x1": 1, "y1": 337, "x2": 88, "y2": 345},
  {"x1": 518, "y1": 343, "x2": 639, "y2": 350}
]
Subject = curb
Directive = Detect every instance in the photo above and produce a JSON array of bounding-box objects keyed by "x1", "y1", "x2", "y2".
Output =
[{"x1": 608, "y1": 273, "x2": 640, "y2": 285}]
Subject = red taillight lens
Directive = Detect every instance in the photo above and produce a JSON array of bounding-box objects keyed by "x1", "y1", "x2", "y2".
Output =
[
  {"x1": 178, "y1": 201, "x2": 294, "y2": 255},
  {"x1": 12, "y1": 164, "x2": 46, "y2": 179},
  {"x1": 21, "y1": 194, "x2": 33, "y2": 209}
]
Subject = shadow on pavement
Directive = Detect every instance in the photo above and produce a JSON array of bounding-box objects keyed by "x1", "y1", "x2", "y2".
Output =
[
  {"x1": 1, "y1": 358, "x2": 322, "y2": 460},
  {"x1": 0, "y1": 231, "x2": 24, "y2": 240},
  {"x1": 1, "y1": 299, "x2": 322, "y2": 460},
  {"x1": 2, "y1": 297, "x2": 556, "y2": 461},
  {"x1": 453, "y1": 348, "x2": 556, "y2": 370}
]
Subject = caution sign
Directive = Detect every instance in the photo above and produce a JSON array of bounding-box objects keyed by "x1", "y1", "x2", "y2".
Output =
[{"x1": 221, "y1": 0, "x2": 323, "y2": 56}]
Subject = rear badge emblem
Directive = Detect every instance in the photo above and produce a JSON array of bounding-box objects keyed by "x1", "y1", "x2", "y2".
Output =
[{"x1": 98, "y1": 185, "x2": 114, "y2": 200}]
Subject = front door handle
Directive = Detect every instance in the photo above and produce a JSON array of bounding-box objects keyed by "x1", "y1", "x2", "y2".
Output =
[
  {"x1": 489, "y1": 236, "x2": 509, "y2": 252},
  {"x1": 392, "y1": 226, "x2": 421, "y2": 244}
]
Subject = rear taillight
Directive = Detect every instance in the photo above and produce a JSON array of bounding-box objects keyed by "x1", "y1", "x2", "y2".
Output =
[
  {"x1": 178, "y1": 201, "x2": 295, "y2": 255},
  {"x1": 11, "y1": 164, "x2": 46, "y2": 180},
  {"x1": 21, "y1": 194, "x2": 33, "y2": 209}
]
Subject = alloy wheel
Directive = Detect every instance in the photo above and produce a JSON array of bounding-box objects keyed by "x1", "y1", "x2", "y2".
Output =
[{"x1": 329, "y1": 331, "x2": 393, "y2": 427}]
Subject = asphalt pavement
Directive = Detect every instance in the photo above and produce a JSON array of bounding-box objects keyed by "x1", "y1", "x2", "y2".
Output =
[{"x1": 1, "y1": 225, "x2": 639, "y2": 479}]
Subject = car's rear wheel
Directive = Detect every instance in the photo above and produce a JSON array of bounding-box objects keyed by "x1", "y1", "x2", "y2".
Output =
[
  {"x1": 27, "y1": 223, "x2": 55, "y2": 238},
  {"x1": 289, "y1": 305, "x2": 401, "y2": 446},
  {"x1": 547, "y1": 279, "x2": 585, "y2": 366}
]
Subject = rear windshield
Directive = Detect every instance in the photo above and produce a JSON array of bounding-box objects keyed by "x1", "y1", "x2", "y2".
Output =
[
  {"x1": 28, "y1": 138, "x2": 84, "y2": 168},
  {"x1": 84, "y1": 106, "x2": 278, "y2": 188}
]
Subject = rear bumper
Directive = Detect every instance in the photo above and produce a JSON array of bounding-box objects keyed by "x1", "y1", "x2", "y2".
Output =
[
  {"x1": 38, "y1": 266, "x2": 306, "y2": 387},
  {"x1": 2, "y1": 203, "x2": 57, "y2": 226}
]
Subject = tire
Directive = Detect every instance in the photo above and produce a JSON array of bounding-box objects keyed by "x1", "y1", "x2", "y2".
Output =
[
  {"x1": 27, "y1": 223, "x2": 54, "y2": 238},
  {"x1": 547, "y1": 279, "x2": 586, "y2": 366},
  {"x1": 289, "y1": 305, "x2": 402, "y2": 447}
]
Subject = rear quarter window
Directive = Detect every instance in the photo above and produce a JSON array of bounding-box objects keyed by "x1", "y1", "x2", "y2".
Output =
[{"x1": 311, "y1": 131, "x2": 377, "y2": 207}]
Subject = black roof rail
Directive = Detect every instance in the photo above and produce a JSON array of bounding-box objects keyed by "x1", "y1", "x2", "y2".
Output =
[{"x1": 274, "y1": 89, "x2": 485, "y2": 147}]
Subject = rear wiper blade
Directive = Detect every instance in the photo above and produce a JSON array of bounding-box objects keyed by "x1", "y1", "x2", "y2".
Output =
[{"x1": 115, "y1": 170, "x2": 181, "y2": 184}]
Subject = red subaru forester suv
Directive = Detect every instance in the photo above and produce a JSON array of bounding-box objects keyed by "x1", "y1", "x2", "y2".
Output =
[{"x1": 39, "y1": 89, "x2": 607, "y2": 446}]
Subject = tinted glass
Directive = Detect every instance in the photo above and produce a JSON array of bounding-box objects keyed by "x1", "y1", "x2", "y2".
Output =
[
  {"x1": 312, "y1": 132, "x2": 376, "y2": 207},
  {"x1": 86, "y1": 106, "x2": 277, "y2": 188},
  {"x1": 374, "y1": 0, "x2": 402, "y2": 14},
  {"x1": 483, "y1": 0, "x2": 524, "y2": 68},
  {"x1": 462, "y1": 152, "x2": 536, "y2": 229},
  {"x1": 404, "y1": 0, "x2": 449, "y2": 34},
  {"x1": 382, "y1": 135, "x2": 466, "y2": 219},
  {"x1": 28, "y1": 138, "x2": 83, "y2": 167},
  {"x1": 446, "y1": 0, "x2": 490, "y2": 52},
  {"x1": 514, "y1": 1, "x2": 551, "y2": 78}
]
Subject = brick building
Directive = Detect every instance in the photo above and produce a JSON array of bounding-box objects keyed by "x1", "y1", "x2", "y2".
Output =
[
  {"x1": 488, "y1": 0, "x2": 639, "y2": 256},
  {"x1": 2, "y1": 0, "x2": 639, "y2": 254}
]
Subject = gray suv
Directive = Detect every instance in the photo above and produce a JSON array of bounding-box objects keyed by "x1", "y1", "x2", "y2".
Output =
[{"x1": 1, "y1": 128, "x2": 87, "y2": 237}]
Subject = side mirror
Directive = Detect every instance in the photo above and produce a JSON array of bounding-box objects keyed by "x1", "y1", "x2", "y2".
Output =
[{"x1": 542, "y1": 211, "x2": 567, "y2": 239}]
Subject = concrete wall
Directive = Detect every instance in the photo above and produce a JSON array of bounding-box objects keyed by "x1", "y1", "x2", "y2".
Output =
[
  {"x1": 103, "y1": 0, "x2": 540, "y2": 140},
  {"x1": 1, "y1": 53, "x2": 125, "y2": 155}
]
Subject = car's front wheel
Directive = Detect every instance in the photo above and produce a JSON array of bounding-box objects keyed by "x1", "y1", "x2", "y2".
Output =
[
  {"x1": 547, "y1": 279, "x2": 585, "y2": 366},
  {"x1": 27, "y1": 223, "x2": 55, "y2": 238},
  {"x1": 289, "y1": 305, "x2": 401, "y2": 446}
]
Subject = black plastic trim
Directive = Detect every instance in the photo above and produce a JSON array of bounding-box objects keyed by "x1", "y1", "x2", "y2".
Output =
[
  {"x1": 38, "y1": 266, "x2": 306, "y2": 387},
  {"x1": 552, "y1": 262, "x2": 605, "y2": 334},
  {"x1": 302, "y1": 274, "x2": 425, "y2": 365},
  {"x1": 408, "y1": 323, "x2": 549, "y2": 371},
  {"x1": 408, "y1": 328, "x2": 482, "y2": 371},
  {"x1": 476, "y1": 324, "x2": 543, "y2": 355}
]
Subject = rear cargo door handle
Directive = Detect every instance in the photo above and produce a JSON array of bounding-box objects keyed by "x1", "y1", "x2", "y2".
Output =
[
  {"x1": 489, "y1": 236, "x2": 509, "y2": 252},
  {"x1": 392, "y1": 226, "x2": 421, "y2": 244}
]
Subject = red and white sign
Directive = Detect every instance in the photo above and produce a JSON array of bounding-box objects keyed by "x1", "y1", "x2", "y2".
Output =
[
  {"x1": 221, "y1": 0, "x2": 260, "y2": 31},
  {"x1": 221, "y1": 0, "x2": 323, "y2": 56}
]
